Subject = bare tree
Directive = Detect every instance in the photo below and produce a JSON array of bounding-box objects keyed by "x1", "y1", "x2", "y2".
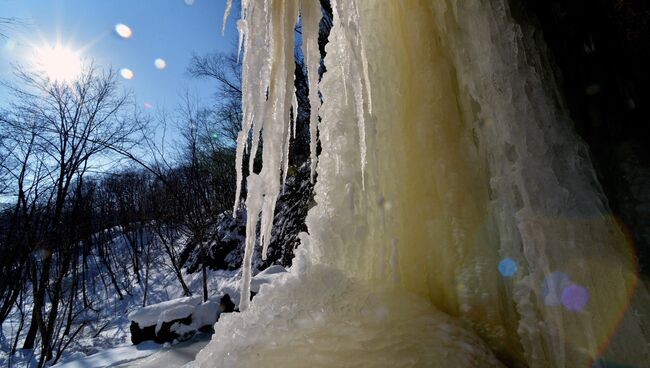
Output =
[
  {"x1": 187, "y1": 53, "x2": 241, "y2": 146},
  {"x1": 0, "y1": 62, "x2": 139, "y2": 366},
  {"x1": 174, "y1": 95, "x2": 228, "y2": 301},
  {"x1": 0, "y1": 17, "x2": 22, "y2": 39}
]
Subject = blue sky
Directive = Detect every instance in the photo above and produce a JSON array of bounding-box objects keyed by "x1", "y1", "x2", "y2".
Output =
[{"x1": 0, "y1": 0, "x2": 239, "y2": 112}]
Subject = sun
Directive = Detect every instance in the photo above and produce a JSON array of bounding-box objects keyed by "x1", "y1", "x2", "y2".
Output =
[{"x1": 34, "y1": 43, "x2": 82, "y2": 82}]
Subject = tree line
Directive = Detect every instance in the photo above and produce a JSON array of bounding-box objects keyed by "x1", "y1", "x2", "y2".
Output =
[{"x1": 0, "y1": 59, "x2": 242, "y2": 365}]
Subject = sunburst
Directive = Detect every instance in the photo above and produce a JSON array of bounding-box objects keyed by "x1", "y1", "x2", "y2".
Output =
[{"x1": 33, "y1": 42, "x2": 82, "y2": 82}]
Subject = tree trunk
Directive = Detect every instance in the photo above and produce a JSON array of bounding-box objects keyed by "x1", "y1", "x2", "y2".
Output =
[{"x1": 199, "y1": 232, "x2": 208, "y2": 302}]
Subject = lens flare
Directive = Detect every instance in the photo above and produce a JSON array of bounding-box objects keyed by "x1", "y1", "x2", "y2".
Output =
[
  {"x1": 154, "y1": 58, "x2": 167, "y2": 70},
  {"x1": 119, "y1": 68, "x2": 134, "y2": 80},
  {"x1": 115, "y1": 24, "x2": 132, "y2": 39},
  {"x1": 561, "y1": 283, "x2": 589, "y2": 312},
  {"x1": 4, "y1": 38, "x2": 16, "y2": 51},
  {"x1": 143, "y1": 102, "x2": 153, "y2": 109},
  {"x1": 498, "y1": 258, "x2": 517, "y2": 277}
]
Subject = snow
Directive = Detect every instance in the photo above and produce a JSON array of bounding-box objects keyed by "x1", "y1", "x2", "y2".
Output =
[
  {"x1": 118, "y1": 336, "x2": 210, "y2": 368},
  {"x1": 155, "y1": 304, "x2": 196, "y2": 334},
  {"x1": 171, "y1": 301, "x2": 220, "y2": 336},
  {"x1": 52, "y1": 342, "x2": 162, "y2": 368},
  {"x1": 129, "y1": 296, "x2": 202, "y2": 328},
  {"x1": 46, "y1": 263, "x2": 288, "y2": 368},
  {"x1": 256, "y1": 264, "x2": 287, "y2": 276},
  {"x1": 51, "y1": 335, "x2": 212, "y2": 368},
  {"x1": 0, "y1": 224, "x2": 244, "y2": 367},
  {"x1": 250, "y1": 265, "x2": 287, "y2": 294}
]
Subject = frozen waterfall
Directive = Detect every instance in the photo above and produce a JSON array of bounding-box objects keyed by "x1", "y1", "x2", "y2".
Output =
[{"x1": 196, "y1": 0, "x2": 650, "y2": 367}]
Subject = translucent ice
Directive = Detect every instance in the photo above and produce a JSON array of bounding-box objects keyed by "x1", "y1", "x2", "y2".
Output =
[{"x1": 202, "y1": 0, "x2": 650, "y2": 367}]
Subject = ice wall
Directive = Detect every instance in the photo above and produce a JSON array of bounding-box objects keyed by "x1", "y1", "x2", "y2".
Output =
[{"x1": 197, "y1": 0, "x2": 650, "y2": 367}]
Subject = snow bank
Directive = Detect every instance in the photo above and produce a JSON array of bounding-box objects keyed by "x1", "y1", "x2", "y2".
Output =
[
  {"x1": 128, "y1": 296, "x2": 202, "y2": 328},
  {"x1": 250, "y1": 265, "x2": 287, "y2": 294}
]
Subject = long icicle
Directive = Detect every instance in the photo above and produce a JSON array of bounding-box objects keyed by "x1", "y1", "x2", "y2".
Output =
[
  {"x1": 236, "y1": 0, "x2": 300, "y2": 309},
  {"x1": 300, "y1": 0, "x2": 322, "y2": 183},
  {"x1": 222, "y1": 0, "x2": 233, "y2": 35},
  {"x1": 235, "y1": 0, "x2": 372, "y2": 308}
]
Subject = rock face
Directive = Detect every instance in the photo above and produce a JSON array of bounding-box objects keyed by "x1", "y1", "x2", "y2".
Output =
[
  {"x1": 181, "y1": 163, "x2": 314, "y2": 272},
  {"x1": 513, "y1": 0, "x2": 650, "y2": 274}
]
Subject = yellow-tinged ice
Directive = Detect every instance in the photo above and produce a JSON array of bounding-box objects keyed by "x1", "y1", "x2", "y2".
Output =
[{"x1": 197, "y1": 0, "x2": 650, "y2": 367}]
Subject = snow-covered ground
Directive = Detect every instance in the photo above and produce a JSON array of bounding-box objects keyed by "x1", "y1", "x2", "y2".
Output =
[
  {"x1": 52, "y1": 342, "x2": 162, "y2": 368},
  {"x1": 115, "y1": 335, "x2": 210, "y2": 368},
  {"x1": 48, "y1": 267, "x2": 287, "y2": 368},
  {"x1": 51, "y1": 334, "x2": 211, "y2": 368},
  {"x1": 0, "y1": 227, "x2": 243, "y2": 367}
]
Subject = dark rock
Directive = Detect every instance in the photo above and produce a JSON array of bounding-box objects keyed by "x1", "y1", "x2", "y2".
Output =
[
  {"x1": 130, "y1": 322, "x2": 156, "y2": 345},
  {"x1": 198, "y1": 325, "x2": 215, "y2": 334},
  {"x1": 130, "y1": 315, "x2": 193, "y2": 345},
  {"x1": 181, "y1": 163, "x2": 314, "y2": 273},
  {"x1": 154, "y1": 315, "x2": 192, "y2": 344},
  {"x1": 219, "y1": 294, "x2": 235, "y2": 313}
]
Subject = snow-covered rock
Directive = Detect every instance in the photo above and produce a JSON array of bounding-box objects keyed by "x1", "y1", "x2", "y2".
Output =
[
  {"x1": 128, "y1": 296, "x2": 202, "y2": 328},
  {"x1": 129, "y1": 296, "x2": 223, "y2": 344}
]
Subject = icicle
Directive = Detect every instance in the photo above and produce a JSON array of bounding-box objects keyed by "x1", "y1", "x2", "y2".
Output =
[
  {"x1": 239, "y1": 174, "x2": 263, "y2": 312},
  {"x1": 330, "y1": 0, "x2": 372, "y2": 190},
  {"x1": 360, "y1": 47, "x2": 372, "y2": 115},
  {"x1": 233, "y1": 0, "x2": 371, "y2": 303},
  {"x1": 300, "y1": 0, "x2": 322, "y2": 183},
  {"x1": 291, "y1": 82, "x2": 298, "y2": 139},
  {"x1": 233, "y1": 132, "x2": 245, "y2": 214},
  {"x1": 282, "y1": 121, "x2": 291, "y2": 190},
  {"x1": 204, "y1": 0, "x2": 650, "y2": 365},
  {"x1": 232, "y1": 0, "x2": 254, "y2": 216},
  {"x1": 351, "y1": 1, "x2": 373, "y2": 115},
  {"x1": 259, "y1": 0, "x2": 299, "y2": 261},
  {"x1": 222, "y1": 0, "x2": 233, "y2": 35},
  {"x1": 236, "y1": 20, "x2": 246, "y2": 63},
  {"x1": 234, "y1": 0, "x2": 299, "y2": 289},
  {"x1": 233, "y1": 113, "x2": 254, "y2": 215},
  {"x1": 247, "y1": 106, "x2": 261, "y2": 175},
  {"x1": 352, "y1": 73, "x2": 367, "y2": 190}
]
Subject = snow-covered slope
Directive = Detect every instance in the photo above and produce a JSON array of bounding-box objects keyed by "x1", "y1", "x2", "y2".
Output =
[{"x1": 0, "y1": 227, "x2": 241, "y2": 367}]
